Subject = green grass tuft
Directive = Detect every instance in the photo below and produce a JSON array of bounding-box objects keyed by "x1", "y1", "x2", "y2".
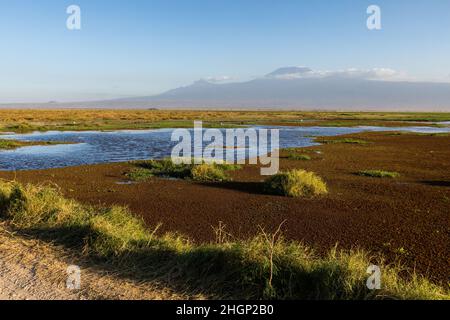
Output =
[
  {"x1": 317, "y1": 138, "x2": 369, "y2": 145},
  {"x1": 126, "y1": 168, "x2": 154, "y2": 181},
  {"x1": 358, "y1": 170, "x2": 400, "y2": 178},
  {"x1": 130, "y1": 158, "x2": 240, "y2": 182},
  {"x1": 0, "y1": 139, "x2": 22, "y2": 150},
  {"x1": 265, "y1": 169, "x2": 328, "y2": 197},
  {"x1": 215, "y1": 163, "x2": 242, "y2": 171},
  {"x1": 287, "y1": 153, "x2": 311, "y2": 161},
  {"x1": 191, "y1": 163, "x2": 229, "y2": 182},
  {"x1": 135, "y1": 159, "x2": 193, "y2": 179}
]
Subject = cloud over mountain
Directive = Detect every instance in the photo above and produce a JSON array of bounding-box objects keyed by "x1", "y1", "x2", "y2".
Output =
[
  {"x1": 2, "y1": 67, "x2": 450, "y2": 111},
  {"x1": 203, "y1": 76, "x2": 235, "y2": 83},
  {"x1": 115, "y1": 66, "x2": 449, "y2": 111},
  {"x1": 264, "y1": 66, "x2": 405, "y2": 81}
]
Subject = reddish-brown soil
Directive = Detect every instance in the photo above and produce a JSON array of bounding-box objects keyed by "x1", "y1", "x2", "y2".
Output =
[{"x1": 1, "y1": 132, "x2": 449, "y2": 283}]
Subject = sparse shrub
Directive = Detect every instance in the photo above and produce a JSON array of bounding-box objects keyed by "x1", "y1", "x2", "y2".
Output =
[
  {"x1": 215, "y1": 163, "x2": 242, "y2": 171},
  {"x1": 191, "y1": 163, "x2": 229, "y2": 182},
  {"x1": 136, "y1": 159, "x2": 192, "y2": 179},
  {"x1": 126, "y1": 168, "x2": 154, "y2": 181},
  {"x1": 358, "y1": 170, "x2": 400, "y2": 178},
  {"x1": 287, "y1": 153, "x2": 311, "y2": 161},
  {"x1": 265, "y1": 169, "x2": 328, "y2": 197},
  {"x1": 131, "y1": 159, "x2": 238, "y2": 182}
]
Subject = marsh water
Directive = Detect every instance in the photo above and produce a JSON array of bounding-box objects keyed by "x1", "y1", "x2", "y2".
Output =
[{"x1": 1, "y1": 125, "x2": 449, "y2": 171}]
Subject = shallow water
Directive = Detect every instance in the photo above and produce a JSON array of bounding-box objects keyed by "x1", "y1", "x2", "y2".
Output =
[{"x1": 1, "y1": 126, "x2": 449, "y2": 171}]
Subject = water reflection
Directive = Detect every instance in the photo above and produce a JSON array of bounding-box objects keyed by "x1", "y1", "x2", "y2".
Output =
[{"x1": 1, "y1": 126, "x2": 449, "y2": 171}]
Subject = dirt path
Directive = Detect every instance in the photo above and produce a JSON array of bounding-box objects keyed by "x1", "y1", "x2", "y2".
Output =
[
  {"x1": 0, "y1": 251, "x2": 78, "y2": 300},
  {"x1": 0, "y1": 223, "x2": 192, "y2": 300},
  {"x1": 0, "y1": 226, "x2": 79, "y2": 300}
]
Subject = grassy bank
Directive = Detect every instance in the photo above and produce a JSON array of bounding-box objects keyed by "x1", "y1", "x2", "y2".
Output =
[
  {"x1": 0, "y1": 180, "x2": 447, "y2": 300},
  {"x1": 0, "y1": 139, "x2": 69, "y2": 150},
  {"x1": 315, "y1": 138, "x2": 370, "y2": 145}
]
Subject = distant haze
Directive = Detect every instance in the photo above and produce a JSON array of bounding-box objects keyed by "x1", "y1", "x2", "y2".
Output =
[{"x1": 2, "y1": 67, "x2": 450, "y2": 111}]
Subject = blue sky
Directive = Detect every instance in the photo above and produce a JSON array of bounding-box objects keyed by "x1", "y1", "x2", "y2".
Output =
[{"x1": 0, "y1": 0, "x2": 449, "y2": 102}]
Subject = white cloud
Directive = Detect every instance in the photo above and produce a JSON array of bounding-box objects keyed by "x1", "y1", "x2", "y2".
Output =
[
  {"x1": 203, "y1": 75, "x2": 235, "y2": 83},
  {"x1": 265, "y1": 66, "x2": 409, "y2": 81},
  {"x1": 330, "y1": 68, "x2": 407, "y2": 81}
]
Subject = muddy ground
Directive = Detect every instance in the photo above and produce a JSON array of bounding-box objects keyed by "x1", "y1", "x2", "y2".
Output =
[{"x1": 1, "y1": 132, "x2": 449, "y2": 283}]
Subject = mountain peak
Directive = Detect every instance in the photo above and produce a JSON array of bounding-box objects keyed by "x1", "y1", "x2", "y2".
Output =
[
  {"x1": 193, "y1": 79, "x2": 216, "y2": 86},
  {"x1": 266, "y1": 66, "x2": 313, "y2": 78}
]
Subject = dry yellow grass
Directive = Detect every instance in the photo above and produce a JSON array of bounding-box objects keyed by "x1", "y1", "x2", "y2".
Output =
[
  {"x1": 0, "y1": 109, "x2": 448, "y2": 122},
  {"x1": 191, "y1": 163, "x2": 229, "y2": 182},
  {"x1": 0, "y1": 109, "x2": 298, "y2": 126},
  {"x1": 0, "y1": 109, "x2": 449, "y2": 132},
  {"x1": 265, "y1": 169, "x2": 328, "y2": 197}
]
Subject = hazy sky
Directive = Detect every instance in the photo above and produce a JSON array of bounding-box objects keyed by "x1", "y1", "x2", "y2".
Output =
[{"x1": 1, "y1": 0, "x2": 450, "y2": 103}]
